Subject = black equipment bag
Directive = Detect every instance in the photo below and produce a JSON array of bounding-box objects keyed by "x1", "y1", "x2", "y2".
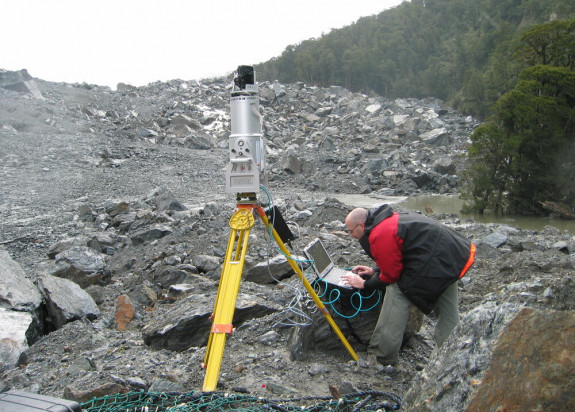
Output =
[{"x1": 0, "y1": 390, "x2": 82, "y2": 412}]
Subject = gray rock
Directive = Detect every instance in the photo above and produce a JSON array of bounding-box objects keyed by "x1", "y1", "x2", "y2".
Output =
[
  {"x1": 308, "y1": 363, "x2": 329, "y2": 376},
  {"x1": 141, "y1": 291, "x2": 281, "y2": 351},
  {"x1": 148, "y1": 378, "x2": 184, "y2": 393},
  {"x1": 192, "y1": 254, "x2": 220, "y2": 273},
  {"x1": 257, "y1": 330, "x2": 279, "y2": 343},
  {"x1": 52, "y1": 246, "x2": 108, "y2": 288},
  {"x1": 432, "y1": 157, "x2": 456, "y2": 175},
  {"x1": 265, "y1": 382, "x2": 298, "y2": 395},
  {"x1": 0, "y1": 69, "x2": 44, "y2": 99},
  {"x1": 0, "y1": 251, "x2": 42, "y2": 312},
  {"x1": 272, "y1": 82, "x2": 286, "y2": 99},
  {"x1": 287, "y1": 321, "x2": 314, "y2": 361},
  {"x1": 245, "y1": 254, "x2": 297, "y2": 284},
  {"x1": 480, "y1": 232, "x2": 508, "y2": 248},
  {"x1": 88, "y1": 233, "x2": 115, "y2": 253},
  {"x1": 365, "y1": 104, "x2": 381, "y2": 114},
  {"x1": 130, "y1": 225, "x2": 173, "y2": 245},
  {"x1": 420, "y1": 127, "x2": 449, "y2": 146},
  {"x1": 0, "y1": 308, "x2": 33, "y2": 372},
  {"x1": 37, "y1": 275, "x2": 100, "y2": 329},
  {"x1": 277, "y1": 153, "x2": 306, "y2": 174},
  {"x1": 292, "y1": 289, "x2": 422, "y2": 354},
  {"x1": 47, "y1": 236, "x2": 89, "y2": 259}
]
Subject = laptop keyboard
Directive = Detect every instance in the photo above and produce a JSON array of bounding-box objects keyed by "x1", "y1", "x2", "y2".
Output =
[{"x1": 324, "y1": 267, "x2": 352, "y2": 288}]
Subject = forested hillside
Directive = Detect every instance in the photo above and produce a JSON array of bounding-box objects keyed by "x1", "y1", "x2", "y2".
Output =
[{"x1": 256, "y1": 0, "x2": 575, "y2": 119}]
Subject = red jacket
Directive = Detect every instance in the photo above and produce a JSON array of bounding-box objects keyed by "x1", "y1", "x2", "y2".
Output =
[{"x1": 360, "y1": 205, "x2": 475, "y2": 314}]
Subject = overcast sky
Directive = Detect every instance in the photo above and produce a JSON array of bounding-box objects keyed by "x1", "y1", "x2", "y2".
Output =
[{"x1": 2, "y1": 0, "x2": 404, "y2": 89}]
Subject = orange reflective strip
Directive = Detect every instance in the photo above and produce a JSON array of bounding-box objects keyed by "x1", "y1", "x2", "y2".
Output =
[
  {"x1": 212, "y1": 324, "x2": 234, "y2": 334},
  {"x1": 459, "y1": 243, "x2": 476, "y2": 278}
]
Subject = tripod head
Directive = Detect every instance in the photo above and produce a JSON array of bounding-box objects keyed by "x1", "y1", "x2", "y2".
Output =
[{"x1": 225, "y1": 65, "x2": 267, "y2": 195}]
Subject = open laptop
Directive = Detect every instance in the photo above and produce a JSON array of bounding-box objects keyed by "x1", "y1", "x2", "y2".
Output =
[{"x1": 303, "y1": 238, "x2": 353, "y2": 289}]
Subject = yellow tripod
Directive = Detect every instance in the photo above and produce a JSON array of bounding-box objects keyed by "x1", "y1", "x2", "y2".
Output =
[{"x1": 202, "y1": 196, "x2": 358, "y2": 391}]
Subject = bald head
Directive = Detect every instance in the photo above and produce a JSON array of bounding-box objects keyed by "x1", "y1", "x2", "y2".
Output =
[
  {"x1": 346, "y1": 208, "x2": 367, "y2": 227},
  {"x1": 345, "y1": 208, "x2": 367, "y2": 238}
]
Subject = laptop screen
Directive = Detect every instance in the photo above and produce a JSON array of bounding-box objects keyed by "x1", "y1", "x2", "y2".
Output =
[{"x1": 305, "y1": 239, "x2": 332, "y2": 275}]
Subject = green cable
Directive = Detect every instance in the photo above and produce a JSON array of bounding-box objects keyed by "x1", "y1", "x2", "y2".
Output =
[
  {"x1": 260, "y1": 184, "x2": 382, "y2": 319},
  {"x1": 314, "y1": 278, "x2": 382, "y2": 319}
]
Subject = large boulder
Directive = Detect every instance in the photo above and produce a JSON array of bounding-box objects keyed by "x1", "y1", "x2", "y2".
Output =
[
  {"x1": 0, "y1": 251, "x2": 44, "y2": 372},
  {"x1": 245, "y1": 254, "x2": 298, "y2": 284},
  {"x1": 0, "y1": 309, "x2": 34, "y2": 372},
  {"x1": 37, "y1": 275, "x2": 100, "y2": 329},
  {"x1": 0, "y1": 250, "x2": 42, "y2": 311},
  {"x1": 51, "y1": 246, "x2": 109, "y2": 288},
  {"x1": 403, "y1": 302, "x2": 575, "y2": 411},
  {"x1": 142, "y1": 291, "x2": 282, "y2": 351},
  {"x1": 0, "y1": 69, "x2": 44, "y2": 99}
]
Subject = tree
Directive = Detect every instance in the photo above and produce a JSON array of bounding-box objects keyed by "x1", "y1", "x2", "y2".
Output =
[
  {"x1": 462, "y1": 19, "x2": 575, "y2": 215},
  {"x1": 514, "y1": 19, "x2": 575, "y2": 68},
  {"x1": 496, "y1": 65, "x2": 575, "y2": 212},
  {"x1": 461, "y1": 123, "x2": 512, "y2": 214}
]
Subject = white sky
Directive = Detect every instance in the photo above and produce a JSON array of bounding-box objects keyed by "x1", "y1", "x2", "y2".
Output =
[{"x1": 2, "y1": 0, "x2": 404, "y2": 89}]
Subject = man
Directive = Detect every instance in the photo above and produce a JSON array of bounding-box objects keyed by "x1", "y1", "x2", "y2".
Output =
[{"x1": 341, "y1": 204, "x2": 476, "y2": 365}]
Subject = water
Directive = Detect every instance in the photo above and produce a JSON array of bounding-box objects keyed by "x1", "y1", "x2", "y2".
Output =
[
  {"x1": 400, "y1": 195, "x2": 575, "y2": 233},
  {"x1": 333, "y1": 193, "x2": 575, "y2": 234},
  {"x1": 332, "y1": 193, "x2": 407, "y2": 209}
]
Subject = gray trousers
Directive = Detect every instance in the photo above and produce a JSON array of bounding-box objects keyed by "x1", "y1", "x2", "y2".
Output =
[{"x1": 367, "y1": 281, "x2": 459, "y2": 364}]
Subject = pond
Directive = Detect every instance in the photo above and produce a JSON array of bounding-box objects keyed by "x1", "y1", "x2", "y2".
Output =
[{"x1": 333, "y1": 193, "x2": 575, "y2": 234}]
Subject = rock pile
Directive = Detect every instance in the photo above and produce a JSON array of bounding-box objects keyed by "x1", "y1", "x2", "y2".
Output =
[
  {"x1": 26, "y1": 70, "x2": 477, "y2": 196},
  {"x1": 1, "y1": 69, "x2": 574, "y2": 410}
]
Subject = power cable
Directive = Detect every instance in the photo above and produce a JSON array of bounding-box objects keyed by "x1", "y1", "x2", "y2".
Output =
[{"x1": 258, "y1": 184, "x2": 381, "y2": 323}]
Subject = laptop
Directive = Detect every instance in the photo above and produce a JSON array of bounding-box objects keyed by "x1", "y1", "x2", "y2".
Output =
[{"x1": 303, "y1": 238, "x2": 353, "y2": 289}]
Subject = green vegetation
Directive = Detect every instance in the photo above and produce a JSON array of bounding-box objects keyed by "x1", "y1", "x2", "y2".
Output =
[
  {"x1": 255, "y1": 0, "x2": 575, "y2": 215},
  {"x1": 257, "y1": 0, "x2": 575, "y2": 118},
  {"x1": 462, "y1": 19, "x2": 575, "y2": 215}
]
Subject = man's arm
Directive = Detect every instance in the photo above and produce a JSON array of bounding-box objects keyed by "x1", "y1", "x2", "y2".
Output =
[{"x1": 369, "y1": 213, "x2": 404, "y2": 284}]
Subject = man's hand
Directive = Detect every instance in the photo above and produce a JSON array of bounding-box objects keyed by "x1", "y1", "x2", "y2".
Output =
[
  {"x1": 352, "y1": 265, "x2": 374, "y2": 277},
  {"x1": 341, "y1": 266, "x2": 374, "y2": 289},
  {"x1": 341, "y1": 273, "x2": 365, "y2": 289},
  {"x1": 341, "y1": 266, "x2": 375, "y2": 289}
]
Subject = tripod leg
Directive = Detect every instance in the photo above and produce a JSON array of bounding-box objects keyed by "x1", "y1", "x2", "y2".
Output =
[
  {"x1": 255, "y1": 206, "x2": 358, "y2": 361},
  {"x1": 202, "y1": 208, "x2": 254, "y2": 391}
]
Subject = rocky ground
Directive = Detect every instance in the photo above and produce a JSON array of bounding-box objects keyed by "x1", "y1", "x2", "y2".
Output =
[{"x1": 1, "y1": 69, "x2": 574, "y2": 410}]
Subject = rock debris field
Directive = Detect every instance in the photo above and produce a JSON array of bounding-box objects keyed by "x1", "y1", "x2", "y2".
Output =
[{"x1": 1, "y1": 68, "x2": 574, "y2": 410}]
